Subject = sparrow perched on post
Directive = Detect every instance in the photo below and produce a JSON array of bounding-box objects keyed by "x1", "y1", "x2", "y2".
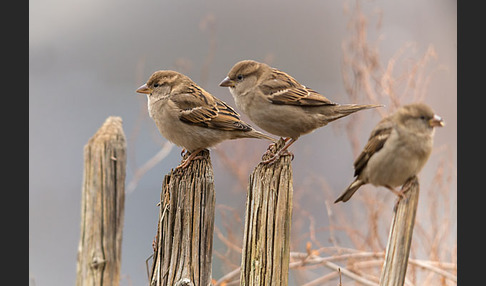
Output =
[
  {"x1": 219, "y1": 60, "x2": 382, "y2": 163},
  {"x1": 136, "y1": 70, "x2": 276, "y2": 169},
  {"x1": 334, "y1": 103, "x2": 445, "y2": 203}
]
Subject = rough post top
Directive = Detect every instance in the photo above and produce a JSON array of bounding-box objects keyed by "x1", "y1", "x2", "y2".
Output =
[
  {"x1": 87, "y1": 116, "x2": 125, "y2": 146},
  {"x1": 181, "y1": 149, "x2": 210, "y2": 161}
]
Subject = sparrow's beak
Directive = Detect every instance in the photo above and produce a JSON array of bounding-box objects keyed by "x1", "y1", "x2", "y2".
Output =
[
  {"x1": 429, "y1": 114, "x2": 445, "y2": 127},
  {"x1": 136, "y1": 83, "x2": 152, "y2": 94},
  {"x1": 219, "y1": 77, "x2": 235, "y2": 88}
]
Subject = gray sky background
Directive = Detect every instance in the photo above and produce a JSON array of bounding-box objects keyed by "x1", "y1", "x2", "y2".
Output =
[{"x1": 30, "y1": 0, "x2": 456, "y2": 285}]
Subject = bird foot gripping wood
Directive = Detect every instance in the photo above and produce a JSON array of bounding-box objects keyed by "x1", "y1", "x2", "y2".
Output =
[
  {"x1": 175, "y1": 149, "x2": 208, "y2": 170},
  {"x1": 386, "y1": 184, "x2": 409, "y2": 211},
  {"x1": 261, "y1": 137, "x2": 295, "y2": 165},
  {"x1": 261, "y1": 149, "x2": 294, "y2": 165},
  {"x1": 385, "y1": 185, "x2": 407, "y2": 200}
]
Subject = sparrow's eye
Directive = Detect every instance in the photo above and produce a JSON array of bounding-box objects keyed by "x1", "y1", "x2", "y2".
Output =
[
  {"x1": 237, "y1": 74, "x2": 244, "y2": 81},
  {"x1": 419, "y1": 115, "x2": 427, "y2": 120},
  {"x1": 153, "y1": 83, "x2": 160, "y2": 88}
]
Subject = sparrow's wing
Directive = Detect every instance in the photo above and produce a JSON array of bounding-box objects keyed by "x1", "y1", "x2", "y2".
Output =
[
  {"x1": 260, "y1": 69, "x2": 337, "y2": 106},
  {"x1": 208, "y1": 98, "x2": 254, "y2": 131},
  {"x1": 173, "y1": 84, "x2": 253, "y2": 132},
  {"x1": 353, "y1": 117, "x2": 393, "y2": 177}
]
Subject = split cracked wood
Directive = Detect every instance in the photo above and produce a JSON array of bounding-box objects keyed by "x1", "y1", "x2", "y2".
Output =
[
  {"x1": 150, "y1": 149, "x2": 215, "y2": 286},
  {"x1": 76, "y1": 116, "x2": 127, "y2": 286},
  {"x1": 240, "y1": 139, "x2": 294, "y2": 286},
  {"x1": 379, "y1": 176, "x2": 420, "y2": 286}
]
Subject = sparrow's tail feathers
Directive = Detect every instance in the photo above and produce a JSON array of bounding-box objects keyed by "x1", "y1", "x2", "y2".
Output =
[
  {"x1": 248, "y1": 130, "x2": 278, "y2": 142},
  {"x1": 334, "y1": 179, "x2": 365, "y2": 203},
  {"x1": 339, "y1": 103, "x2": 383, "y2": 114},
  {"x1": 324, "y1": 104, "x2": 383, "y2": 123}
]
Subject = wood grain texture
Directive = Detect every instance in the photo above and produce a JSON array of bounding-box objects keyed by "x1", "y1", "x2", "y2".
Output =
[
  {"x1": 76, "y1": 116, "x2": 126, "y2": 286},
  {"x1": 240, "y1": 139, "x2": 294, "y2": 286},
  {"x1": 150, "y1": 149, "x2": 215, "y2": 286},
  {"x1": 379, "y1": 176, "x2": 419, "y2": 286}
]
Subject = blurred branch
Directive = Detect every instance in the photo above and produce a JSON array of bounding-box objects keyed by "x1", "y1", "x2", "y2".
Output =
[
  {"x1": 212, "y1": 244, "x2": 457, "y2": 285},
  {"x1": 214, "y1": 226, "x2": 242, "y2": 254},
  {"x1": 301, "y1": 271, "x2": 340, "y2": 286},
  {"x1": 126, "y1": 140, "x2": 174, "y2": 194},
  {"x1": 408, "y1": 259, "x2": 456, "y2": 283}
]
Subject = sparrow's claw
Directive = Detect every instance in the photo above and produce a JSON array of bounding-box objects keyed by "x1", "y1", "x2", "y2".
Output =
[
  {"x1": 261, "y1": 153, "x2": 280, "y2": 165},
  {"x1": 175, "y1": 149, "x2": 204, "y2": 170},
  {"x1": 280, "y1": 149, "x2": 294, "y2": 160},
  {"x1": 386, "y1": 185, "x2": 408, "y2": 211},
  {"x1": 385, "y1": 185, "x2": 407, "y2": 199},
  {"x1": 261, "y1": 137, "x2": 296, "y2": 165},
  {"x1": 261, "y1": 148, "x2": 294, "y2": 165}
]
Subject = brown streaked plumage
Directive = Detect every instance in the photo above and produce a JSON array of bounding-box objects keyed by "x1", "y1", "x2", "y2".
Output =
[
  {"x1": 136, "y1": 70, "x2": 276, "y2": 169},
  {"x1": 334, "y1": 103, "x2": 445, "y2": 203},
  {"x1": 219, "y1": 60, "x2": 383, "y2": 163}
]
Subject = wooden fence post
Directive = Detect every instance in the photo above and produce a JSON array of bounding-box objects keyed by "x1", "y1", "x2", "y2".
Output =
[
  {"x1": 240, "y1": 139, "x2": 294, "y2": 286},
  {"x1": 76, "y1": 116, "x2": 127, "y2": 286},
  {"x1": 379, "y1": 176, "x2": 419, "y2": 286},
  {"x1": 150, "y1": 149, "x2": 215, "y2": 286}
]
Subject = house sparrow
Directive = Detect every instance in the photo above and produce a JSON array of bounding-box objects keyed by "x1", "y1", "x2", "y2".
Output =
[
  {"x1": 219, "y1": 60, "x2": 382, "y2": 163},
  {"x1": 136, "y1": 70, "x2": 276, "y2": 169},
  {"x1": 334, "y1": 103, "x2": 444, "y2": 203}
]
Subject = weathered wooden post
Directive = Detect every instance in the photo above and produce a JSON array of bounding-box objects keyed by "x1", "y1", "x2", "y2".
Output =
[
  {"x1": 379, "y1": 176, "x2": 419, "y2": 286},
  {"x1": 240, "y1": 139, "x2": 294, "y2": 286},
  {"x1": 76, "y1": 116, "x2": 127, "y2": 286},
  {"x1": 150, "y1": 149, "x2": 215, "y2": 286}
]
